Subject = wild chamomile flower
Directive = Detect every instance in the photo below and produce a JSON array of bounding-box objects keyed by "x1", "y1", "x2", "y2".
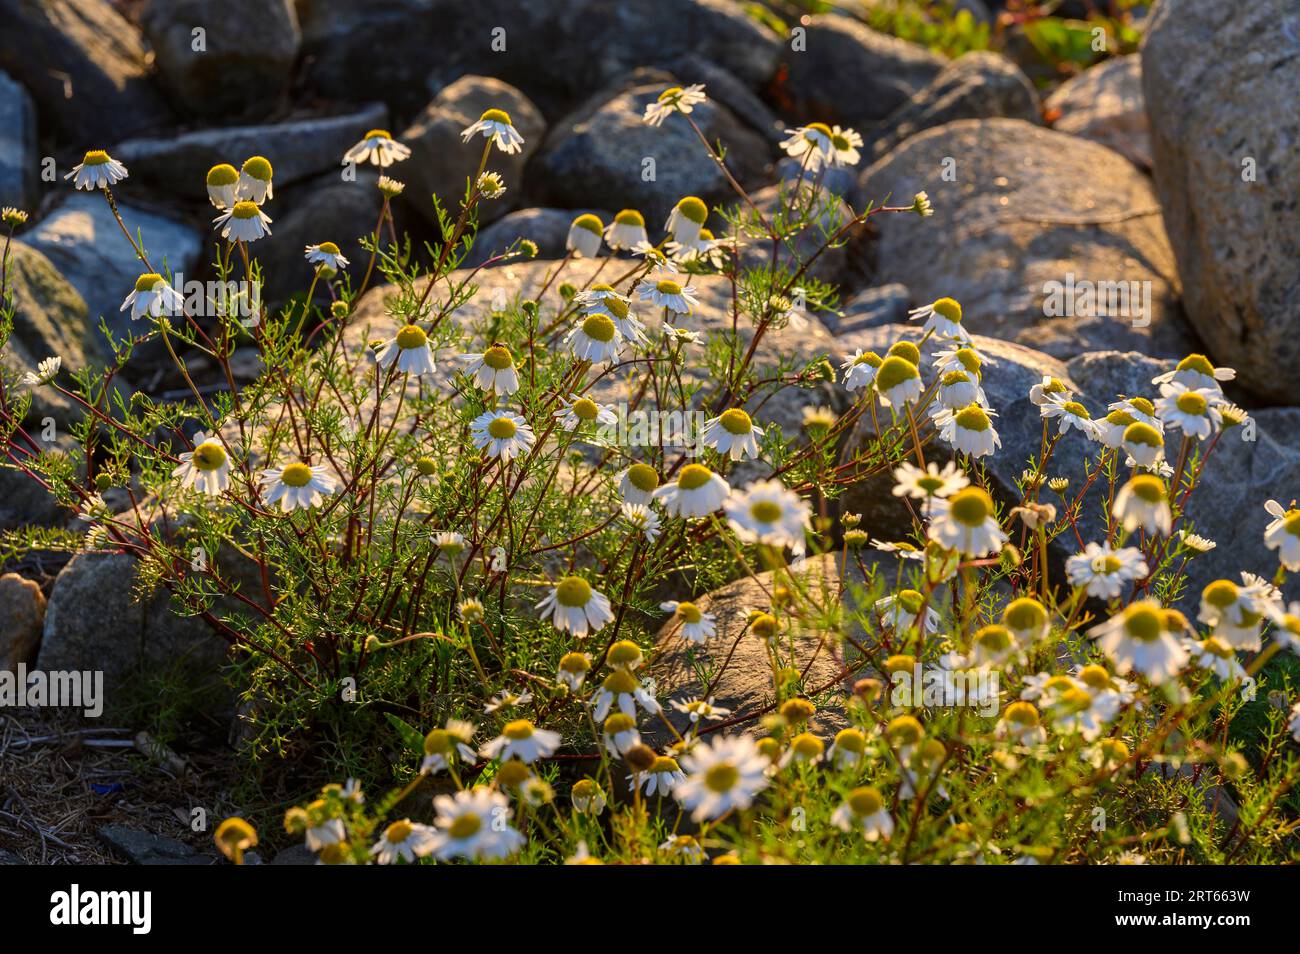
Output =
[
  {"x1": 204, "y1": 163, "x2": 239, "y2": 208},
  {"x1": 235, "y1": 156, "x2": 274, "y2": 203},
  {"x1": 302, "y1": 801, "x2": 347, "y2": 851},
  {"x1": 1177, "y1": 529, "x2": 1216, "y2": 554},
  {"x1": 592, "y1": 668, "x2": 660, "y2": 722},
  {"x1": 643, "y1": 83, "x2": 707, "y2": 125},
  {"x1": 827, "y1": 728, "x2": 867, "y2": 768},
  {"x1": 701, "y1": 408, "x2": 763, "y2": 461},
  {"x1": 22, "y1": 355, "x2": 62, "y2": 388},
  {"x1": 1089, "y1": 600, "x2": 1187, "y2": 684},
  {"x1": 536, "y1": 575, "x2": 613, "y2": 638},
  {"x1": 420, "y1": 720, "x2": 477, "y2": 774},
  {"x1": 670, "y1": 696, "x2": 730, "y2": 726},
  {"x1": 370, "y1": 819, "x2": 437, "y2": 864},
  {"x1": 470, "y1": 409, "x2": 536, "y2": 461},
  {"x1": 621, "y1": 502, "x2": 661, "y2": 541},
  {"x1": 724, "y1": 479, "x2": 812, "y2": 554},
  {"x1": 1153, "y1": 353, "x2": 1235, "y2": 393},
  {"x1": 899, "y1": 738, "x2": 950, "y2": 800},
  {"x1": 780, "y1": 122, "x2": 835, "y2": 169},
  {"x1": 935, "y1": 368, "x2": 986, "y2": 410},
  {"x1": 603, "y1": 208, "x2": 649, "y2": 249},
  {"x1": 635, "y1": 756, "x2": 686, "y2": 796},
  {"x1": 1264, "y1": 499, "x2": 1300, "y2": 570},
  {"x1": 1184, "y1": 635, "x2": 1248, "y2": 682},
  {"x1": 342, "y1": 128, "x2": 411, "y2": 167},
  {"x1": 565, "y1": 312, "x2": 622, "y2": 365},
  {"x1": 841, "y1": 349, "x2": 883, "y2": 391},
  {"x1": 260, "y1": 460, "x2": 338, "y2": 512},
  {"x1": 1291, "y1": 702, "x2": 1300, "y2": 744},
  {"x1": 933, "y1": 344, "x2": 987, "y2": 378},
  {"x1": 875, "y1": 589, "x2": 941, "y2": 636},
  {"x1": 66, "y1": 149, "x2": 128, "y2": 190},
  {"x1": 664, "y1": 195, "x2": 709, "y2": 246},
  {"x1": 1113, "y1": 474, "x2": 1171, "y2": 536},
  {"x1": 377, "y1": 175, "x2": 405, "y2": 197},
  {"x1": 911, "y1": 191, "x2": 934, "y2": 217},
  {"x1": 432, "y1": 531, "x2": 465, "y2": 558},
  {"x1": 653, "y1": 463, "x2": 730, "y2": 517},
  {"x1": 430, "y1": 788, "x2": 524, "y2": 861},
  {"x1": 1198, "y1": 576, "x2": 1275, "y2": 651},
  {"x1": 909, "y1": 297, "x2": 969, "y2": 342},
  {"x1": 802, "y1": 405, "x2": 837, "y2": 433},
  {"x1": 570, "y1": 779, "x2": 606, "y2": 814},
  {"x1": 618, "y1": 463, "x2": 660, "y2": 505},
  {"x1": 660, "y1": 600, "x2": 717, "y2": 643},
  {"x1": 556, "y1": 652, "x2": 592, "y2": 691},
  {"x1": 1040, "y1": 398, "x2": 1101, "y2": 440},
  {"x1": 376, "y1": 323, "x2": 436, "y2": 377},
  {"x1": 588, "y1": 293, "x2": 648, "y2": 345},
  {"x1": 822, "y1": 125, "x2": 864, "y2": 167},
  {"x1": 481, "y1": 720, "x2": 561, "y2": 763},
  {"x1": 667, "y1": 227, "x2": 726, "y2": 267},
  {"x1": 213, "y1": 200, "x2": 272, "y2": 242},
  {"x1": 1156, "y1": 381, "x2": 1222, "y2": 440},
  {"x1": 1029, "y1": 375, "x2": 1070, "y2": 407},
  {"x1": 638, "y1": 276, "x2": 699, "y2": 316},
  {"x1": 601, "y1": 712, "x2": 641, "y2": 756},
  {"x1": 1120, "y1": 421, "x2": 1165, "y2": 469},
  {"x1": 1066, "y1": 542, "x2": 1148, "y2": 600},
  {"x1": 461, "y1": 108, "x2": 525, "y2": 154},
  {"x1": 462, "y1": 344, "x2": 520, "y2": 394},
  {"x1": 873, "y1": 355, "x2": 923, "y2": 408},
  {"x1": 477, "y1": 171, "x2": 506, "y2": 199},
  {"x1": 997, "y1": 701, "x2": 1047, "y2": 747},
  {"x1": 565, "y1": 213, "x2": 604, "y2": 257},
  {"x1": 934, "y1": 403, "x2": 1002, "y2": 458},
  {"x1": 779, "y1": 732, "x2": 826, "y2": 769},
  {"x1": 555, "y1": 395, "x2": 617, "y2": 431},
  {"x1": 305, "y1": 242, "x2": 350, "y2": 273},
  {"x1": 674, "y1": 734, "x2": 770, "y2": 822},
  {"x1": 172, "y1": 431, "x2": 231, "y2": 496},
  {"x1": 2, "y1": 206, "x2": 29, "y2": 227},
  {"x1": 832, "y1": 786, "x2": 893, "y2": 840},
  {"x1": 1096, "y1": 407, "x2": 1139, "y2": 449},
  {"x1": 1110, "y1": 395, "x2": 1161, "y2": 428},
  {"x1": 928, "y1": 487, "x2": 1007, "y2": 557},
  {"x1": 1040, "y1": 680, "x2": 1117, "y2": 740}
]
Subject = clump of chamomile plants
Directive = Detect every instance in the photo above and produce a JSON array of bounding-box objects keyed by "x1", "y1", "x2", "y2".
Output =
[{"x1": 2, "y1": 85, "x2": 1298, "y2": 866}]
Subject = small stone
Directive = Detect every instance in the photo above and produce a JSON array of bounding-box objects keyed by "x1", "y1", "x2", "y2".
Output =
[{"x1": 0, "y1": 573, "x2": 46, "y2": 671}]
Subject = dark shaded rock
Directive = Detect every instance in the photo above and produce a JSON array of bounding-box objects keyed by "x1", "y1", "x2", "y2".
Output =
[
  {"x1": 98, "y1": 824, "x2": 211, "y2": 865},
  {"x1": 0, "y1": 71, "x2": 37, "y2": 209},
  {"x1": 1046, "y1": 55, "x2": 1149, "y2": 170},
  {"x1": 0, "y1": 572, "x2": 46, "y2": 670},
  {"x1": 829, "y1": 283, "x2": 912, "y2": 335},
  {"x1": 0, "y1": 0, "x2": 171, "y2": 143},
  {"x1": 465, "y1": 207, "x2": 610, "y2": 267},
  {"x1": 1142, "y1": 0, "x2": 1300, "y2": 402}
]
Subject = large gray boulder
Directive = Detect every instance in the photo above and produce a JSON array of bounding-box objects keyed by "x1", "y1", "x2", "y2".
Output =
[
  {"x1": 0, "y1": 0, "x2": 171, "y2": 143},
  {"x1": 398, "y1": 76, "x2": 545, "y2": 229},
  {"x1": 114, "y1": 105, "x2": 388, "y2": 197},
  {"x1": 1046, "y1": 55, "x2": 1150, "y2": 170},
  {"x1": 464, "y1": 207, "x2": 611, "y2": 267},
  {"x1": 1142, "y1": 0, "x2": 1300, "y2": 403},
  {"x1": 0, "y1": 71, "x2": 37, "y2": 210},
  {"x1": 779, "y1": 14, "x2": 945, "y2": 130},
  {"x1": 140, "y1": 0, "x2": 300, "y2": 118},
  {"x1": 20, "y1": 193, "x2": 202, "y2": 341},
  {"x1": 857, "y1": 119, "x2": 1194, "y2": 361}
]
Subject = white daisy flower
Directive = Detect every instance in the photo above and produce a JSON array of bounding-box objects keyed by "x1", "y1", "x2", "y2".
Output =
[
  {"x1": 933, "y1": 344, "x2": 988, "y2": 379},
  {"x1": 643, "y1": 83, "x2": 707, "y2": 126},
  {"x1": 565, "y1": 312, "x2": 623, "y2": 365},
  {"x1": 555, "y1": 395, "x2": 617, "y2": 431},
  {"x1": 666, "y1": 227, "x2": 726, "y2": 268},
  {"x1": 1156, "y1": 381, "x2": 1222, "y2": 440},
  {"x1": 22, "y1": 355, "x2": 61, "y2": 387},
  {"x1": 260, "y1": 460, "x2": 337, "y2": 512},
  {"x1": 1096, "y1": 407, "x2": 1141, "y2": 449},
  {"x1": 565, "y1": 213, "x2": 604, "y2": 257},
  {"x1": 584, "y1": 293, "x2": 647, "y2": 345},
  {"x1": 592, "y1": 668, "x2": 660, "y2": 722},
  {"x1": 1184, "y1": 636, "x2": 1248, "y2": 682},
  {"x1": 430, "y1": 788, "x2": 524, "y2": 861},
  {"x1": 1029, "y1": 375, "x2": 1071, "y2": 407},
  {"x1": 370, "y1": 819, "x2": 437, "y2": 864},
  {"x1": 873, "y1": 355, "x2": 923, "y2": 408},
  {"x1": 723, "y1": 479, "x2": 811, "y2": 554},
  {"x1": 556, "y1": 652, "x2": 592, "y2": 691},
  {"x1": 674, "y1": 735, "x2": 770, "y2": 822},
  {"x1": 462, "y1": 345, "x2": 520, "y2": 394},
  {"x1": 997, "y1": 701, "x2": 1047, "y2": 747},
  {"x1": 342, "y1": 128, "x2": 411, "y2": 167},
  {"x1": 460, "y1": 108, "x2": 524, "y2": 154},
  {"x1": 664, "y1": 195, "x2": 709, "y2": 246},
  {"x1": 1089, "y1": 601, "x2": 1187, "y2": 685},
  {"x1": 653, "y1": 463, "x2": 730, "y2": 518},
  {"x1": 934, "y1": 369, "x2": 986, "y2": 410},
  {"x1": 618, "y1": 463, "x2": 660, "y2": 505},
  {"x1": 1066, "y1": 542, "x2": 1148, "y2": 600},
  {"x1": 1152, "y1": 353, "x2": 1235, "y2": 393},
  {"x1": 827, "y1": 728, "x2": 867, "y2": 768},
  {"x1": 172, "y1": 431, "x2": 231, "y2": 496},
  {"x1": 841, "y1": 349, "x2": 883, "y2": 391},
  {"x1": 204, "y1": 163, "x2": 239, "y2": 209},
  {"x1": 481, "y1": 720, "x2": 561, "y2": 763},
  {"x1": 659, "y1": 835, "x2": 706, "y2": 863},
  {"x1": 66, "y1": 149, "x2": 128, "y2": 190},
  {"x1": 483, "y1": 690, "x2": 532, "y2": 713},
  {"x1": 1040, "y1": 398, "x2": 1101, "y2": 440},
  {"x1": 470, "y1": 409, "x2": 536, "y2": 462},
  {"x1": 603, "y1": 208, "x2": 649, "y2": 249},
  {"x1": 632, "y1": 239, "x2": 679, "y2": 272},
  {"x1": 622, "y1": 502, "x2": 661, "y2": 542},
  {"x1": 570, "y1": 779, "x2": 606, "y2": 815},
  {"x1": 213, "y1": 200, "x2": 272, "y2": 243},
  {"x1": 1113, "y1": 475, "x2": 1171, "y2": 536},
  {"x1": 118, "y1": 272, "x2": 184, "y2": 321},
  {"x1": 660, "y1": 600, "x2": 717, "y2": 643},
  {"x1": 305, "y1": 242, "x2": 350, "y2": 273},
  {"x1": 375, "y1": 323, "x2": 437, "y2": 377},
  {"x1": 601, "y1": 713, "x2": 641, "y2": 756},
  {"x1": 1197, "y1": 576, "x2": 1272, "y2": 651},
  {"x1": 875, "y1": 589, "x2": 941, "y2": 636},
  {"x1": 235, "y1": 156, "x2": 273, "y2": 203},
  {"x1": 304, "y1": 815, "x2": 347, "y2": 852},
  {"x1": 824, "y1": 125, "x2": 864, "y2": 168},
  {"x1": 701, "y1": 408, "x2": 763, "y2": 461},
  {"x1": 933, "y1": 403, "x2": 1002, "y2": 458},
  {"x1": 670, "y1": 696, "x2": 731, "y2": 725},
  {"x1": 970, "y1": 624, "x2": 1025, "y2": 668},
  {"x1": 778, "y1": 732, "x2": 826, "y2": 770},
  {"x1": 536, "y1": 576, "x2": 613, "y2": 638},
  {"x1": 421, "y1": 720, "x2": 478, "y2": 774},
  {"x1": 638, "y1": 276, "x2": 699, "y2": 316},
  {"x1": 780, "y1": 123, "x2": 835, "y2": 170},
  {"x1": 1110, "y1": 395, "x2": 1161, "y2": 429},
  {"x1": 832, "y1": 787, "x2": 894, "y2": 840},
  {"x1": 635, "y1": 755, "x2": 686, "y2": 797},
  {"x1": 892, "y1": 460, "x2": 968, "y2": 503},
  {"x1": 1176, "y1": 529, "x2": 1216, "y2": 554},
  {"x1": 1264, "y1": 499, "x2": 1300, "y2": 571},
  {"x1": 908, "y1": 297, "x2": 969, "y2": 342},
  {"x1": 928, "y1": 487, "x2": 1007, "y2": 557},
  {"x1": 1041, "y1": 682, "x2": 1116, "y2": 740}
]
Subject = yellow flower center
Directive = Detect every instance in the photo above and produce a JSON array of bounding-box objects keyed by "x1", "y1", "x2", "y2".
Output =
[
  {"x1": 626, "y1": 463, "x2": 659, "y2": 492},
  {"x1": 483, "y1": 345, "x2": 513, "y2": 370},
  {"x1": 1202, "y1": 636, "x2": 1234, "y2": 659},
  {"x1": 888, "y1": 341, "x2": 921, "y2": 365},
  {"x1": 1203, "y1": 579, "x2": 1238, "y2": 608},
  {"x1": 555, "y1": 576, "x2": 592, "y2": 607},
  {"x1": 805, "y1": 122, "x2": 833, "y2": 138},
  {"x1": 82, "y1": 150, "x2": 111, "y2": 165},
  {"x1": 1130, "y1": 397, "x2": 1156, "y2": 416},
  {"x1": 487, "y1": 417, "x2": 517, "y2": 439},
  {"x1": 874, "y1": 355, "x2": 919, "y2": 392},
  {"x1": 603, "y1": 669, "x2": 638, "y2": 694},
  {"x1": 650, "y1": 756, "x2": 679, "y2": 773},
  {"x1": 675, "y1": 196, "x2": 708, "y2": 224},
  {"x1": 954, "y1": 404, "x2": 991, "y2": 431},
  {"x1": 1176, "y1": 354, "x2": 1215, "y2": 376},
  {"x1": 364, "y1": 128, "x2": 392, "y2": 140},
  {"x1": 1061, "y1": 401, "x2": 1090, "y2": 419},
  {"x1": 1004, "y1": 597, "x2": 1046, "y2": 632},
  {"x1": 848, "y1": 787, "x2": 883, "y2": 816},
  {"x1": 750, "y1": 612, "x2": 778, "y2": 639},
  {"x1": 134, "y1": 272, "x2": 164, "y2": 292},
  {"x1": 897, "y1": 589, "x2": 924, "y2": 614},
  {"x1": 1128, "y1": 474, "x2": 1166, "y2": 503},
  {"x1": 657, "y1": 86, "x2": 683, "y2": 101},
  {"x1": 231, "y1": 201, "x2": 261, "y2": 219},
  {"x1": 206, "y1": 163, "x2": 238, "y2": 186},
  {"x1": 948, "y1": 487, "x2": 994, "y2": 527},
  {"x1": 572, "y1": 213, "x2": 603, "y2": 235},
  {"x1": 607, "y1": 640, "x2": 641, "y2": 667},
  {"x1": 975, "y1": 625, "x2": 1012, "y2": 652},
  {"x1": 791, "y1": 733, "x2": 823, "y2": 759},
  {"x1": 1176, "y1": 391, "x2": 1207, "y2": 415},
  {"x1": 582, "y1": 314, "x2": 616, "y2": 343},
  {"x1": 1077, "y1": 665, "x2": 1110, "y2": 689},
  {"x1": 280, "y1": 462, "x2": 313, "y2": 487},
  {"x1": 395, "y1": 324, "x2": 427, "y2": 350},
  {"x1": 677, "y1": 601, "x2": 702, "y2": 624},
  {"x1": 480, "y1": 108, "x2": 513, "y2": 125},
  {"x1": 424, "y1": 729, "x2": 451, "y2": 754},
  {"x1": 448, "y1": 813, "x2": 481, "y2": 839},
  {"x1": 931, "y1": 297, "x2": 962, "y2": 323},
  {"x1": 749, "y1": 500, "x2": 783, "y2": 523},
  {"x1": 241, "y1": 156, "x2": 272, "y2": 181},
  {"x1": 572, "y1": 398, "x2": 600, "y2": 421},
  {"x1": 676, "y1": 464, "x2": 714, "y2": 491},
  {"x1": 704, "y1": 763, "x2": 739, "y2": 793},
  {"x1": 887, "y1": 715, "x2": 923, "y2": 746},
  {"x1": 719, "y1": 408, "x2": 753, "y2": 435},
  {"x1": 385, "y1": 820, "x2": 413, "y2": 844},
  {"x1": 1124, "y1": 606, "x2": 1163, "y2": 643},
  {"x1": 1005, "y1": 701, "x2": 1039, "y2": 726},
  {"x1": 192, "y1": 441, "x2": 227, "y2": 471},
  {"x1": 656, "y1": 279, "x2": 683, "y2": 295},
  {"x1": 614, "y1": 209, "x2": 645, "y2": 226},
  {"x1": 834, "y1": 729, "x2": 865, "y2": 753},
  {"x1": 502, "y1": 720, "x2": 535, "y2": 740}
]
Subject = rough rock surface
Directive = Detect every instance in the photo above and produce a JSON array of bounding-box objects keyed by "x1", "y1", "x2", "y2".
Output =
[
  {"x1": 532, "y1": 80, "x2": 770, "y2": 227},
  {"x1": 140, "y1": 0, "x2": 301, "y2": 118},
  {"x1": 399, "y1": 76, "x2": 545, "y2": 228},
  {"x1": 857, "y1": 119, "x2": 1193, "y2": 360},
  {"x1": 828, "y1": 283, "x2": 912, "y2": 335},
  {"x1": 0, "y1": 573, "x2": 46, "y2": 670},
  {"x1": 464, "y1": 207, "x2": 611, "y2": 267},
  {"x1": 1046, "y1": 55, "x2": 1149, "y2": 170},
  {"x1": 779, "y1": 14, "x2": 945, "y2": 130},
  {"x1": 0, "y1": 71, "x2": 37, "y2": 209},
  {"x1": 114, "y1": 105, "x2": 388, "y2": 197},
  {"x1": 0, "y1": 0, "x2": 172, "y2": 143},
  {"x1": 867, "y1": 51, "x2": 1041, "y2": 161},
  {"x1": 98, "y1": 824, "x2": 211, "y2": 865},
  {"x1": 1142, "y1": 0, "x2": 1300, "y2": 403},
  {"x1": 20, "y1": 194, "x2": 202, "y2": 341}
]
